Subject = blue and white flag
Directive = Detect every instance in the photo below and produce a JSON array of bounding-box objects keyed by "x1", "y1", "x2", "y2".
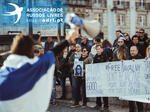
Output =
[
  {"x1": 120, "y1": 33, "x2": 126, "y2": 40},
  {"x1": 0, "y1": 52, "x2": 55, "y2": 112}
]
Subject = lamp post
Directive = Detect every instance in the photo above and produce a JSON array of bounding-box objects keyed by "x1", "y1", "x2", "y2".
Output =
[
  {"x1": 28, "y1": 0, "x2": 33, "y2": 37},
  {"x1": 130, "y1": 0, "x2": 136, "y2": 37},
  {"x1": 107, "y1": 0, "x2": 116, "y2": 43}
]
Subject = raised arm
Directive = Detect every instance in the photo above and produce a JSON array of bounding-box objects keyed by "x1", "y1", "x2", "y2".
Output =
[
  {"x1": 37, "y1": 33, "x2": 42, "y2": 46},
  {"x1": 56, "y1": 33, "x2": 61, "y2": 44},
  {"x1": 52, "y1": 27, "x2": 79, "y2": 56}
]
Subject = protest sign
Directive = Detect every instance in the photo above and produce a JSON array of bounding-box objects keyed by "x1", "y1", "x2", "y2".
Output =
[
  {"x1": 74, "y1": 61, "x2": 83, "y2": 77},
  {"x1": 86, "y1": 59, "x2": 150, "y2": 102},
  {"x1": 120, "y1": 95, "x2": 150, "y2": 103}
]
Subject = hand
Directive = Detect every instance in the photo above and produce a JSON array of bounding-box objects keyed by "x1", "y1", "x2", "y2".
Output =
[
  {"x1": 57, "y1": 33, "x2": 61, "y2": 43},
  {"x1": 145, "y1": 57, "x2": 148, "y2": 60},
  {"x1": 66, "y1": 27, "x2": 79, "y2": 43},
  {"x1": 120, "y1": 59, "x2": 123, "y2": 62},
  {"x1": 57, "y1": 33, "x2": 60, "y2": 38},
  {"x1": 83, "y1": 70, "x2": 85, "y2": 74},
  {"x1": 39, "y1": 33, "x2": 42, "y2": 38}
]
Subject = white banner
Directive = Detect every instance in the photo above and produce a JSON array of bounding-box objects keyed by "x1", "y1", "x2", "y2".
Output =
[
  {"x1": 86, "y1": 59, "x2": 150, "y2": 103},
  {"x1": 120, "y1": 95, "x2": 150, "y2": 103}
]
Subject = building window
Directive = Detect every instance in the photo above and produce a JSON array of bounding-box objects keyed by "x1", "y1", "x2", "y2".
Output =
[
  {"x1": 117, "y1": 14, "x2": 125, "y2": 26},
  {"x1": 116, "y1": 0, "x2": 122, "y2": 8},
  {"x1": 137, "y1": 15, "x2": 147, "y2": 27},
  {"x1": 136, "y1": 0, "x2": 148, "y2": 10},
  {"x1": 92, "y1": 0, "x2": 107, "y2": 8},
  {"x1": 114, "y1": 0, "x2": 129, "y2": 9}
]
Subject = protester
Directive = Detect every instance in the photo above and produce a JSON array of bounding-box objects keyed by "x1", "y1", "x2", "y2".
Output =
[
  {"x1": 80, "y1": 37, "x2": 91, "y2": 52},
  {"x1": 93, "y1": 44, "x2": 109, "y2": 111},
  {"x1": 138, "y1": 28, "x2": 148, "y2": 57},
  {"x1": 136, "y1": 31, "x2": 140, "y2": 37},
  {"x1": 43, "y1": 34, "x2": 61, "y2": 105},
  {"x1": 0, "y1": 30, "x2": 78, "y2": 112},
  {"x1": 71, "y1": 47, "x2": 92, "y2": 108},
  {"x1": 124, "y1": 33, "x2": 132, "y2": 49},
  {"x1": 44, "y1": 34, "x2": 60, "y2": 53},
  {"x1": 101, "y1": 39, "x2": 113, "y2": 62},
  {"x1": 66, "y1": 43, "x2": 76, "y2": 86},
  {"x1": 90, "y1": 37, "x2": 101, "y2": 58},
  {"x1": 131, "y1": 35, "x2": 143, "y2": 57},
  {"x1": 75, "y1": 44, "x2": 82, "y2": 58},
  {"x1": 128, "y1": 45, "x2": 143, "y2": 112},
  {"x1": 70, "y1": 44, "x2": 82, "y2": 107},
  {"x1": 58, "y1": 47, "x2": 72, "y2": 99},
  {"x1": 113, "y1": 38, "x2": 128, "y2": 61},
  {"x1": 146, "y1": 38, "x2": 150, "y2": 58},
  {"x1": 67, "y1": 43, "x2": 76, "y2": 60},
  {"x1": 34, "y1": 44, "x2": 44, "y2": 56},
  {"x1": 113, "y1": 30, "x2": 122, "y2": 49}
]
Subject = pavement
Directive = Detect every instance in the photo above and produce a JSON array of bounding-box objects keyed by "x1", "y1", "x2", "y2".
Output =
[
  {"x1": 47, "y1": 99, "x2": 129, "y2": 112},
  {"x1": 48, "y1": 79, "x2": 150, "y2": 112}
]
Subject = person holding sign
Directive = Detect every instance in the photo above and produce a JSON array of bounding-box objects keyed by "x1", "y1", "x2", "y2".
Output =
[
  {"x1": 93, "y1": 44, "x2": 112, "y2": 111},
  {"x1": 71, "y1": 47, "x2": 92, "y2": 108},
  {"x1": 128, "y1": 45, "x2": 143, "y2": 112}
]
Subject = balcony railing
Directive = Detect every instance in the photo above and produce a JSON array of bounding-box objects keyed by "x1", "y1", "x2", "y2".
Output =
[
  {"x1": 113, "y1": 1, "x2": 129, "y2": 9},
  {"x1": 92, "y1": 0, "x2": 107, "y2": 9},
  {"x1": 64, "y1": 0, "x2": 92, "y2": 7},
  {"x1": 136, "y1": 2, "x2": 150, "y2": 10}
]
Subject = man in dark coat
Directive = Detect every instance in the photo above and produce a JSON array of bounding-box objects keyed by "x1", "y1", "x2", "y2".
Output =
[
  {"x1": 138, "y1": 28, "x2": 148, "y2": 58},
  {"x1": 44, "y1": 37, "x2": 55, "y2": 53},
  {"x1": 93, "y1": 44, "x2": 111, "y2": 111},
  {"x1": 128, "y1": 45, "x2": 143, "y2": 112}
]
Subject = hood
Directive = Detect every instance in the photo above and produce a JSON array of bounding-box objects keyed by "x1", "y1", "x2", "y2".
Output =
[{"x1": 2, "y1": 54, "x2": 38, "y2": 69}]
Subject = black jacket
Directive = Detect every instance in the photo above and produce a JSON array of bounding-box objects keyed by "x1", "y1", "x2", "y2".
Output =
[
  {"x1": 93, "y1": 52, "x2": 107, "y2": 63},
  {"x1": 130, "y1": 43, "x2": 145, "y2": 58},
  {"x1": 44, "y1": 41, "x2": 54, "y2": 53},
  {"x1": 129, "y1": 54, "x2": 143, "y2": 60},
  {"x1": 51, "y1": 40, "x2": 69, "y2": 56},
  {"x1": 93, "y1": 48, "x2": 113, "y2": 63}
]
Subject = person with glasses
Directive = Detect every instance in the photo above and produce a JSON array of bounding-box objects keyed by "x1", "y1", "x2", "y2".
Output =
[
  {"x1": 113, "y1": 38, "x2": 129, "y2": 61},
  {"x1": 138, "y1": 28, "x2": 148, "y2": 58},
  {"x1": 71, "y1": 47, "x2": 92, "y2": 108},
  {"x1": 124, "y1": 33, "x2": 132, "y2": 49},
  {"x1": 80, "y1": 37, "x2": 91, "y2": 51},
  {"x1": 135, "y1": 31, "x2": 140, "y2": 38}
]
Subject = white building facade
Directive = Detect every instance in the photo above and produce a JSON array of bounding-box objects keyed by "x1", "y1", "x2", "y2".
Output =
[
  {"x1": 66, "y1": 0, "x2": 150, "y2": 42},
  {"x1": 0, "y1": 0, "x2": 150, "y2": 42}
]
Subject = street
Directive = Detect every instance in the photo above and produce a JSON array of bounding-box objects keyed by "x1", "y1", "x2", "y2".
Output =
[{"x1": 47, "y1": 100, "x2": 129, "y2": 112}]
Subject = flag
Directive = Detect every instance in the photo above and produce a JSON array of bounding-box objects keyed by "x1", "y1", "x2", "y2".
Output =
[
  {"x1": 0, "y1": 51, "x2": 55, "y2": 112},
  {"x1": 65, "y1": 13, "x2": 83, "y2": 28},
  {"x1": 120, "y1": 33, "x2": 126, "y2": 40}
]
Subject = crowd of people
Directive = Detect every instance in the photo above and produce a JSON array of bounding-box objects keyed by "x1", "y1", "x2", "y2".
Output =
[{"x1": 33, "y1": 28, "x2": 149, "y2": 112}]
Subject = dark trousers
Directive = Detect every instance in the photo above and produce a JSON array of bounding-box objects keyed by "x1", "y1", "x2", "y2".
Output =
[
  {"x1": 129, "y1": 101, "x2": 143, "y2": 112},
  {"x1": 72, "y1": 76, "x2": 87, "y2": 104},
  {"x1": 60, "y1": 74, "x2": 72, "y2": 97},
  {"x1": 96, "y1": 97, "x2": 109, "y2": 108}
]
